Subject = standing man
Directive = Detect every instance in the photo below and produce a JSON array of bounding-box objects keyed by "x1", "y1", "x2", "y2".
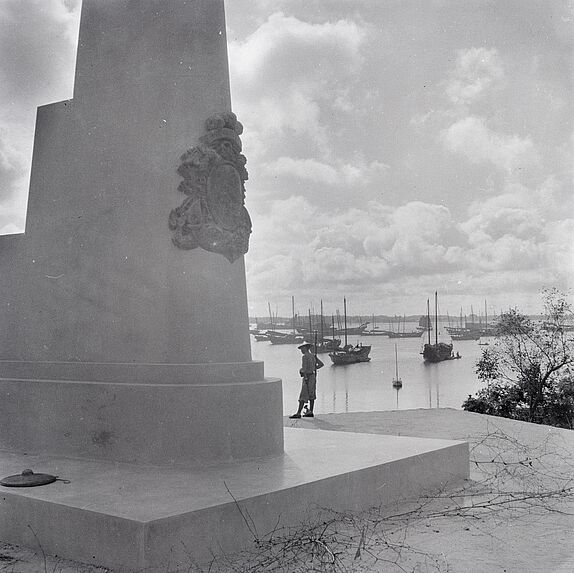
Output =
[{"x1": 289, "y1": 342, "x2": 324, "y2": 419}]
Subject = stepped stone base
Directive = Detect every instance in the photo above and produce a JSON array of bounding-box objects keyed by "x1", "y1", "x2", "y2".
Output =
[
  {"x1": 0, "y1": 428, "x2": 469, "y2": 571},
  {"x1": 0, "y1": 361, "x2": 284, "y2": 466}
]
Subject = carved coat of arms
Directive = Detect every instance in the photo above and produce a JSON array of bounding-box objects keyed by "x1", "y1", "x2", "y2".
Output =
[{"x1": 168, "y1": 112, "x2": 252, "y2": 262}]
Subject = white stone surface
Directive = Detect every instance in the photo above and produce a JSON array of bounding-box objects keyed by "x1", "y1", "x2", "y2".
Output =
[{"x1": 0, "y1": 427, "x2": 469, "y2": 571}]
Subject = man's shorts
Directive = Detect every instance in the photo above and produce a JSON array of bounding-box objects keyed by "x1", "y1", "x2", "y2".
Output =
[{"x1": 298, "y1": 373, "x2": 316, "y2": 401}]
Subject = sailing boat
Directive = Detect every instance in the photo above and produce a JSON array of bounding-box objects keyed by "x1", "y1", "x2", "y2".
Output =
[
  {"x1": 392, "y1": 344, "x2": 402, "y2": 388},
  {"x1": 254, "y1": 302, "x2": 274, "y2": 341},
  {"x1": 422, "y1": 292, "x2": 457, "y2": 363},
  {"x1": 306, "y1": 302, "x2": 341, "y2": 354},
  {"x1": 268, "y1": 296, "x2": 304, "y2": 345},
  {"x1": 329, "y1": 298, "x2": 371, "y2": 365},
  {"x1": 387, "y1": 314, "x2": 424, "y2": 338}
]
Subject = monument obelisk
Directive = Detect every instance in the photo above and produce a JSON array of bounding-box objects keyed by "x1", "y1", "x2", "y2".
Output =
[{"x1": 0, "y1": 0, "x2": 283, "y2": 465}]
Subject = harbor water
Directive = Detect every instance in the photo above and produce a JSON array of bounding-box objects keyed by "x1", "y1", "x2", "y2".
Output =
[{"x1": 251, "y1": 325, "x2": 489, "y2": 415}]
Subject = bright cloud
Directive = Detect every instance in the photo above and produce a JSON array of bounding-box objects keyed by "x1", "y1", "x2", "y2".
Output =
[
  {"x1": 229, "y1": 12, "x2": 365, "y2": 156},
  {"x1": 246, "y1": 197, "x2": 465, "y2": 297},
  {"x1": 441, "y1": 116, "x2": 536, "y2": 172},
  {"x1": 0, "y1": 0, "x2": 80, "y2": 234},
  {"x1": 446, "y1": 47, "x2": 504, "y2": 105},
  {"x1": 458, "y1": 178, "x2": 573, "y2": 280},
  {"x1": 262, "y1": 157, "x2": 388, "y2": 187},
  {"x1": 0, "y1": 0, "x2": 79, "y2": 113}
]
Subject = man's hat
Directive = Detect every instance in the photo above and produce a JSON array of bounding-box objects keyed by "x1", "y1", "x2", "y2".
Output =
[{"x1": 298, "y1": 342, "x2": 312, "y2": 349}]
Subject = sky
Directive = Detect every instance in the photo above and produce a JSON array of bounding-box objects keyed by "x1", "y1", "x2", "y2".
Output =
[{"x1": 1, "y1": 0, "x2": 573, "y2": 320}]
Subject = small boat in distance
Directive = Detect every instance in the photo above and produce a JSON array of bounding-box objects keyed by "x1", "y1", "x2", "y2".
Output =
[
  {"x1": 388, "y1": 330, "x2": 423, "y2": 338},
  {"x1": 450, "y1": 329, "x2": 481, "y2": 341},
  {"x1": 330, "y1": 343, "x2": 371, "y2": 365},
  {"x1": 388, "y1": 315, "x2": 424, "y2": 338},
  {"x1": 268, "y1": 296, "x2": 305, "y2": 345},
  {"x1": 422, "y1": 292, "x2": 457, "y2": 363},
  {"x1": 310, "y1": 337, "x2": 342, "y2": 354},
  {"x1": 363, "y1": 327, "x2": 391, "y2": 336},
  {"x1": 392, "y1": 344, "x2": 402, "y2": 388},
  {"x1": 299, "y1": 322, "x2": 369, "y2": 337},
  {"x1": 303, "y1": 303, "x2": 342, "y2": 353},
  {"x1": 418, "y1": 314, "x2": 433, "y2": 332},
  {"x1": 268, "y1": 332, "x2": 305, "y2": 345},
  {"x1": 329, "y1": 298, "x2": 371, "y2": 365}
]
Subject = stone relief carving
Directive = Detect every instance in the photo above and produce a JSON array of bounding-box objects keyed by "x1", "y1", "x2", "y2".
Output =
[{"x1": 168, "y1": 112, "x2": 252, "y2": 262}]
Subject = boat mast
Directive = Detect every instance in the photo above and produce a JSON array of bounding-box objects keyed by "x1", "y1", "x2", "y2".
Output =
[
  {"x1": 344, "y1": 297, "x2": 348, "y2": 347},
  {"x1": 320, "y1": 300, "x2": 324, "y2": 341},
  {"x1": 427, "y1": 298, "x2": 431, "y2": 345},
  {"x1": 395, "y1": 344, "x2": 399, "y2": 380},
  {"x1": 291, "y1": 295, "x2": 295, "y2": 334},
  {"x1": 435, "y1": 291, "x2": 438, "y2": 346}
]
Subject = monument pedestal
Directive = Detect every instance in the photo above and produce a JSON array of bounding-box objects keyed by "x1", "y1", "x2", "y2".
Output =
[
  {"x1": 0, "y1": 428, "x2": 469, "y2": 571},
  {"x1": 0, "y1": 361, "x2": 283, "y2": 465}
]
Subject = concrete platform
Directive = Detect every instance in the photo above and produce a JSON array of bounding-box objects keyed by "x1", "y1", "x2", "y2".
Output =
[{"x1": 0, "y1": 427, "x2": 468, "y2": 572}]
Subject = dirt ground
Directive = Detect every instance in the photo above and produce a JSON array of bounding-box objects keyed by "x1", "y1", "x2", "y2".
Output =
[
  {"x1": 1, "y1": 408, "x2": 573, "y2": 572},
  {"x1": 284, "y1": 409, "x2": 574, "y2": 573}
]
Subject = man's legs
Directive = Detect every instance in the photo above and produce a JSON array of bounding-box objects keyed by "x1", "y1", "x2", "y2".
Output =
[
  {"x1": 303, "y1": 399, "x2": 315, "y2": 417},
  {"x1": 303, "y1": 375, "x2": 316, "y2": 417},
  {"x1": 289, "y1": 400, "x2": 306, "y2": 419}
]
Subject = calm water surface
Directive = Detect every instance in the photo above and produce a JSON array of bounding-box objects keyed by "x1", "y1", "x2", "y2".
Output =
[{"x1": 251, "y1": 324, "x2": 490, "y2": 415}]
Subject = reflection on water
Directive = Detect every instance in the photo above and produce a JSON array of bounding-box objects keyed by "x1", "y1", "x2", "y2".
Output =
[
  {"x1": 252, "y1": 324, "x2": 488, "y2": 415},
  {"x1": 422, "y1": 362, "x2": 442, "y2": 408}
]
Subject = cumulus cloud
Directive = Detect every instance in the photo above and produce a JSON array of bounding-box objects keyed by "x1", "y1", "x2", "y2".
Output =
[
  {"x1": 261, "y1": 156, "x2": 388, "y2": 187},
  {"x1": 545, "y1": 218, "x2": 574, "y2": 283},
  {"x1": 458, "y1": 178, "x2": 573, "y2": 281},
  {"x1": 0, "y1": 0, "x2": 80, "y2": 235},
  {"x1": 246, "y1": 174, "x2": 574, "y2": 312},
  {"x1": 246, "y1": 197, "x2": 465, "y2": 302},
  {"x1": 445, "y1": 47, "x2": 504, "y2": 105},
  {"x1": 441, "y1": 116, "x2": 536, "y2": 172},
  {"x1": 0, "y1": 0, "x2": 80, "y2": 113},
  {"x1": 0, "y1": 130, "x2": 29, "y2": 232},
  {"x1": 228, "y1": 12, "x2": 365, "y2": 157}
]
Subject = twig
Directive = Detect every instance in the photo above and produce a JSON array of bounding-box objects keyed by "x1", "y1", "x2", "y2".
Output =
[
  {"x1": 27, "y1": 525, "x2": 48, "y2": 573},
  {"x1": 223, "y1": 481, "x2": 260, "y2": 543}
]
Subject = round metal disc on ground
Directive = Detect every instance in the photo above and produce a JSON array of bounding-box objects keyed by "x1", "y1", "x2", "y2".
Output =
[{"x1": 0, "y1": 469, "x2": 58, "y2": 487}]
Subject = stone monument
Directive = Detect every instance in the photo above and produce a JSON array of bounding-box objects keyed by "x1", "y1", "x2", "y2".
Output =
[
  {"x1": 0, "y1": 0, "x2": 283, "y2": 466},
  {"x1": 0, "y1": 1, "x2": 469, "y2": 570}
]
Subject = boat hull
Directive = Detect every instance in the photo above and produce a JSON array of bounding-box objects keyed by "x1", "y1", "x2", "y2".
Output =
[
  {"x1": 422, "y1": 342, "x2": 454, "y2": 363},
  {"x1": 268, "y1": 333, "x2": 304, "y2": 345},
  {"x1": 387, "y1": 331, "x2": 423, "y2": 338},
  {"x1": 329, "y1": 345, "x2": 371, "y2": 365}
]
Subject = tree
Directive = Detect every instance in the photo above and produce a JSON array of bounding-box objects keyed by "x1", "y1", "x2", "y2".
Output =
[{"x1": 463, "y1": 288, "x2": 574, "y2": 428}]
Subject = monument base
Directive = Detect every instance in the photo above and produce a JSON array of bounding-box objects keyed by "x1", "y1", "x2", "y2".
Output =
[
  {"x1": 0, "y1": 428, "x2": 469, "y2": 571},
  {"x1": 0, "y1": 361, "x2": 284, "y2": 465}
]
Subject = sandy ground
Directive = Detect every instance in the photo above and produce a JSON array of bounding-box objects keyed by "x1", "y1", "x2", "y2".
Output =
[
  {"x1": 285, "y1": 409, "x2": 574, "y2": 573},
  {"x1": 1, "y1": 408, "x2": 573, "y2": 572}
]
